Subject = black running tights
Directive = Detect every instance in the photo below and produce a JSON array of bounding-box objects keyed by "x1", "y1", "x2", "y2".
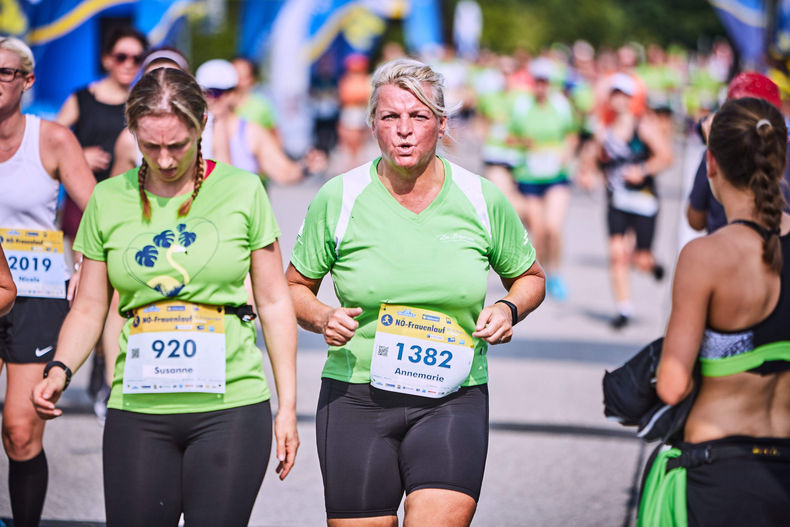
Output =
[{"x1": 103, "y1": 401, "x2": 272, "y2": 527}]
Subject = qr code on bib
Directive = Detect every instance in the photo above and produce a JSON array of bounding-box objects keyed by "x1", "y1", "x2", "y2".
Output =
[
  {"x1": 377, "y1": 345, "x2": 388, "y2": 356},
  {"x1": 130, "y1": 348, "x2": 140, "y2": 359}
]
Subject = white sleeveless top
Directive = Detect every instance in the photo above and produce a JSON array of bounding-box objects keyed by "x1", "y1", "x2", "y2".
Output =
[{"x1": 0, "y1": 115, "x2": 60, "y2": 231}]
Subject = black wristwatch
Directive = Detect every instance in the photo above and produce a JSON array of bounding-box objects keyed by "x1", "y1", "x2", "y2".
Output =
[{"x1": 43, "y1": 361, "x2": 72, "y2": 390}]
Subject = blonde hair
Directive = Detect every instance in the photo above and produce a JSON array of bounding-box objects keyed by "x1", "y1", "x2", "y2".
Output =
[
  {"x1": 126, "y1": 68, "x2": 207, "y2": 220},
  {"x1": 367, "y1": 58, "x2": 452, "y2": 127},
  {"x1": 0, "y1": 37, "x2": 34, "y2": 73}
]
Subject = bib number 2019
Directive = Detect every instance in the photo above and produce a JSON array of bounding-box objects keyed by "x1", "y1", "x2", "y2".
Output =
[
  {"x1": 8, "y1": 256, "x2": 52, "y2": 272},
  {"x1": 395, "y1": 342, "x2": 452, "y2": 368},
  {"x1": 152, "y1": 338, "x2": 197, "y2": 359}
]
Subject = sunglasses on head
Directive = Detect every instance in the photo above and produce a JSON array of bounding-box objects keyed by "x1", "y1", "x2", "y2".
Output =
[
  {"x1": 112, "y1": 52, "x2": 142, "y2": 65},
  {"x1": 204, "y1": 87, "x2": 234, "y2": 99}
]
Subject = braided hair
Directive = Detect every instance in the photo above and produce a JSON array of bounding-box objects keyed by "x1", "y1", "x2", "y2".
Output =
[
  {"x1": 708, "y1": 97, "x2": 787, "y2": 273},
  {"x1": 126, "y1": 67, "x2": 207, "y2": 221}
]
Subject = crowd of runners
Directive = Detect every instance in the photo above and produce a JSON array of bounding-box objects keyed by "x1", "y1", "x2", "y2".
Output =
[{"x1": 1, "y1": 25, "x2": 789, "y2": 527}]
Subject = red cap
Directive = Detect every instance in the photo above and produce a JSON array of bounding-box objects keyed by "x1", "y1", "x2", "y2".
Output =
[{"x1": 727, "y1": 72, "x2": 782, "y2": 108}]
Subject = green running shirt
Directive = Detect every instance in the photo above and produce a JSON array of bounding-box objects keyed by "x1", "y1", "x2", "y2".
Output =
[
  {"x1": 509, "y1": 93, "x2": 577, "y2": 183},
  {"x1": 74, "y1": 162, "x2": 280, "y2": 414},
  {"x1": 291, "y1": 156, "x2": 536, "y2": 385}
]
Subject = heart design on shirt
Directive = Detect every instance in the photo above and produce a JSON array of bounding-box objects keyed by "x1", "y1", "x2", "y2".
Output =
[{"x1": 122, "y1": 219, "x2": 219, "y2": 297}]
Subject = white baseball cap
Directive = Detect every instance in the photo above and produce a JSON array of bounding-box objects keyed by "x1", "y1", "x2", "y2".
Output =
[
  {"x1": 195, "y1": 59, "x2": 238, "y2": 90},
  {"x1": 529, "y1": 57, "x2": 554, "y2": 81},
  {"x1": 610, "y1": 72, "x2": 635, "y2": 96}
]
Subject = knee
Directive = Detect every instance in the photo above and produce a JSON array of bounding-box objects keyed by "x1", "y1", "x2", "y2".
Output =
[
  {"x1": 2, "y1": 421, "x2": 41, "y2": 460},
  {"x1": 527, "y1": 223, "x2": 546, "y2": 243},
  {"x1": 609, "y1": 246, "x2": 628, "y2": 267},
  {"x1": 634, "y1": 252, "x2": 653, "y2": 271},
  {"x1": 544, "y1": 225, "x2": 561, "y2": 243}
]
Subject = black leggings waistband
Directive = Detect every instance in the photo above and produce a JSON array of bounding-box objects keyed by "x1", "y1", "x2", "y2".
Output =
[{"x1": 667, "y1": 436, "x2": 790, "y2": 472}]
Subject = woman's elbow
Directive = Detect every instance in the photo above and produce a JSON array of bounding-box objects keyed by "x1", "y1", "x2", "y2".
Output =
[{"x1": 656, "y1": 376, "x2": 691, "y2": 406}]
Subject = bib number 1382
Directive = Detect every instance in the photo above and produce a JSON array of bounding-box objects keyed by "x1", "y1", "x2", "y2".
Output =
[{"x1": 395, "y1": 343, "x2": 452, "y2": 368}]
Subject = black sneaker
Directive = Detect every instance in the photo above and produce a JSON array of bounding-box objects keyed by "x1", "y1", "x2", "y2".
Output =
[
  {"x1": 652, "y1": 263, "x2": 665, "y2": 281},
  {"x1": 610, "y1": 314, "x2": 629, "y2": 330}
]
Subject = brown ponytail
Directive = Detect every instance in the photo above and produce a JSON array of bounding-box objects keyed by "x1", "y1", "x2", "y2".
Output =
[
  {"x1": 750, "y1": 119, "x2": 784, "y2": 271},
  {"x1": 177, "y1": 139, "x2": 204, "y2": 217},
  {"x1": 708, "y1": 97, "x2": 787, "y2": 273},
  {"x1": 138, "y1": 161, "x2": 152, "y2": 221}
]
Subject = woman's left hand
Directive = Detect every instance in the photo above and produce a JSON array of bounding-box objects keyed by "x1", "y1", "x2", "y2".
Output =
[
  {"x1": 274, "y1": 407, "x2": 300, "y2": 480},
  {"x1": 472, "y1": 303, "x2": 513, "y2": 344}
]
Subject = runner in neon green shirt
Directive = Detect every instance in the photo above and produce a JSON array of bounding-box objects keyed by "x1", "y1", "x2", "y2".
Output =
[
  {"x1": 287, "y1": 58, "x2": 545, "y2": 526},
  {"x1": 291, "y1": 156, "x2": 535, "y2": 385},
  {"x1": 32, "y1": 68, "x2": 299, "y2": 525},
  {"x1": 507, "y1": 58, "x2": 578, "y2": 301},
  {"x1": 74, "y1": 162, "x2": 280, "y2": 414}
]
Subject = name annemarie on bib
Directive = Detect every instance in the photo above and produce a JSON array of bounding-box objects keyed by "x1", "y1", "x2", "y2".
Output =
[
  {"x1": 371, "y1": 304, "x2": 475, "y2": 398},
  {"x1": 124, "y1": 300, "x2": 226, "y2": 394}
]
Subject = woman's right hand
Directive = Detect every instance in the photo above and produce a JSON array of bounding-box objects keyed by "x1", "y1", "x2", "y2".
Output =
[
  {"x1": 31, "y1": 372, "x2": 67, "y2": 420},
  {"x1": 83, "y1": 146, "x2": 111, "y2": 171},
  {"x1": 322, "y1": 307, "x2": 362, "y2": 346}
]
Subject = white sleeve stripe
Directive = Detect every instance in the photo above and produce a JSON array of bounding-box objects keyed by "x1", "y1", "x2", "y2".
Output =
[
  {"x1": 334, "y1": 162, "x2": 374, "y2": 255},
  {"x1": 449, "y1": 161, "x2": 491, "y2": 239}
]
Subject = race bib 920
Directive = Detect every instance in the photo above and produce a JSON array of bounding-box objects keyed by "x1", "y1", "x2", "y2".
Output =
[{"x1": 123, "y1": 301, "x2": 226, "y2": 394}]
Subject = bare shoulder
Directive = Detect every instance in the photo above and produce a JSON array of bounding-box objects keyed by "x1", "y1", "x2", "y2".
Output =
[
  {"x1": 38, "y1": 120, "x2": 79, "y2": 171},
  {"x1": 55, "y1": 92, "x2": 79, "y2": 126},
  {"x1": 676, "y1": 234, "x2": 730, "y2": 278},
  {"x1": 39, "y1": 119, "x2": 78, "y2": 149},
  {"x1": 115, "y1": 128, "x2": 136, "y2": 151},
  {"x1": 248, "y1": 119, "x2": 275, "y2": 146},
  {"x1": 637, "y1": 114, "x2": 663, "y2": 140}
]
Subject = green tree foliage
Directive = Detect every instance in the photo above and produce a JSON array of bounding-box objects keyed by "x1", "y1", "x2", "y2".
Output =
[{"x1": 472, "y1": 0, "x2": 725, "y2": 53}]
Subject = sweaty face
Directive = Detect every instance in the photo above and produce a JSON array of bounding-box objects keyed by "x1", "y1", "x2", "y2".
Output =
[
  {"x1": 104, "y1": 37, "x2": 145, "y2": 87},
  {"x1": 372, "y1": 84, "x2": 446, "y2": 173},
  {"x1": 135, "y1": 114, "x2": 200, "y2": 186},
  {"x1": 0, "y1": 48, "x2": 33, "y2": 112}
]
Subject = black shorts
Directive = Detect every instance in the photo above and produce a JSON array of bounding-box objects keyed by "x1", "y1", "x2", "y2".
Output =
[
  {"x1": 607, "y1": 206, "x2": 657, "y2": 251},
  {"x1": 516, "y1": 177, "x2": 571, "y2": 198},
  {"x1": 316, "y1": 378, "x2": 489, "y2": 519},
  {"x1": 684, "y1": 436, "x2": 790, "y2": 527},
  {"x1": 0, "y1": 295, "x2": 69, "y2": 363}
]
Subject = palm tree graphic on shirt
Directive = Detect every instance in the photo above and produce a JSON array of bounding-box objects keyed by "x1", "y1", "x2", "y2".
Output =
[{"x1": 135, "y1": 224, "x2": 197, "y2": 297}]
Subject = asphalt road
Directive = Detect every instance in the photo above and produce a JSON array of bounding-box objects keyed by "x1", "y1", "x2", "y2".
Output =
[{"x1": 0, "y1": 132, "x2": 705, "y2": 526}]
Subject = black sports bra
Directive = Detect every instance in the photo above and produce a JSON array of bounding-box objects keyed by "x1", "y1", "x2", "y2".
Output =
[{"x1": 698, "y1": 220, "x2": 790, "y2": 376}]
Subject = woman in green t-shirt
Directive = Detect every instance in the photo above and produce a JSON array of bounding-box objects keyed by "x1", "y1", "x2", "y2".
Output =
[
  {"x1": 32, "y1": 68, "x2": 299, "y2": 526},
  {"x1": 288, "y1": 58, "x2": 546, "y2": 526}
]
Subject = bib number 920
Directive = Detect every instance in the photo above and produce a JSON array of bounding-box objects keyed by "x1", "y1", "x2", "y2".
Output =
[
  {"x1": 152, "y1": 339, "x2": 197, "y2": 359},
  {"x1": 395, "y1": 342, "x2": 452, "y2": 368}
]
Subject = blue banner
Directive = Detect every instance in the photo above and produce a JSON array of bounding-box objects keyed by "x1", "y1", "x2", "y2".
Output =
[
  {"x1": 237, "y1": 0, "x2": 286, "y2": 61},
  {"x1": 1, "y1": 0, "x2": 192, "y2": 114},
  {"x1": 404, "y1": 0, "x2": 442, "y2": 56},
  {"x1": 710, "y1": 0, "x2": 766, "y2": 64}
]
